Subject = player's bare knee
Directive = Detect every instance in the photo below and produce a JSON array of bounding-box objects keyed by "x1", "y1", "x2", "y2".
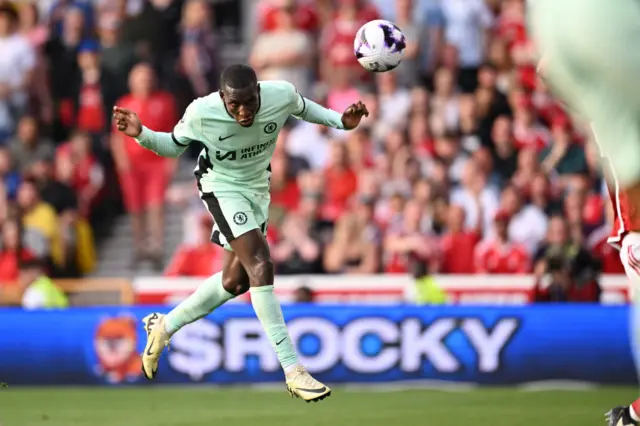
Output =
[
  {"x1": 222, "y1": 276, "x2": 250, "y2": 295},
  {"x1": 247, "y1": 256, "x2": 274, "y2": 287}
]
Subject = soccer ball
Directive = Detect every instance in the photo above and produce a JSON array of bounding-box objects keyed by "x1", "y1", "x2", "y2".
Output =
[{"x1": 354, "y1": 19, "x2": 406, "y2": 72}]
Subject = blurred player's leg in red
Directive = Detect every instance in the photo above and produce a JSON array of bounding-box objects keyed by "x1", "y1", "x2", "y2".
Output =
[{"x1": 530, "y1": 1, "x2": 640, "y2": 424}]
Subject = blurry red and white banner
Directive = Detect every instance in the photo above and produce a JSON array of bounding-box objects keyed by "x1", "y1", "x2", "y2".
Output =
[{"x1": 132, "y1": 274, "x2": 631, "y2": 305}]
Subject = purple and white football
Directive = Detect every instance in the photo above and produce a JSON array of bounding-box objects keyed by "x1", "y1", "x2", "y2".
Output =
[{"x1": 354, "y1": 19, "x2": 406, "y2": 72}]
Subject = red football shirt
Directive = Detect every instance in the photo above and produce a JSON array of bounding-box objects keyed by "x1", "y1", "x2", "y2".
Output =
[
  {"x1": 115, "y1": 92, "x2": 177, "y2": 164},
  {"x1": 164, "y1": 244, "x2": 223, "y2": 277},
  {"x1": 474, "y1": 239, "x2": 530, "y2": 274},
  {"x1": 77, "y1": 83, "x2": 106, "y2": 133},
  {"x1": 440, "y1": 231, "x2": 481, "y2": 274},
  {"x1": 322, "y1": 166, "x2": 357, "y2": 221}
]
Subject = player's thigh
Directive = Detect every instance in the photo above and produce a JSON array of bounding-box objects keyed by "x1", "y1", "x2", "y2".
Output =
[
  {"x1": 228, "y1": 228, "x2": 274, "y2": 286},
  {"x1": 221, "y1": 250, "x2": 250, "y2": 295}
]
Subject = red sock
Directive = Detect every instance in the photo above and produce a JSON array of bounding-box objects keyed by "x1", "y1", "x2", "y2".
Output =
[{"x1": 630, "y1": 399, "x2": 640, "y2": 422}]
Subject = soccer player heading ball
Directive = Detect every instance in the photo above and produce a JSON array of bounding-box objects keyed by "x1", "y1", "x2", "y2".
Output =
[{"x1": 113, "y1": 64, "x2": 368, "y2": 402}]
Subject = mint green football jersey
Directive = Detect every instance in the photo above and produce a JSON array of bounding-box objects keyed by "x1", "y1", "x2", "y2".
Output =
[{"x1": 172, "y1": 80, "x2": 306, "y2": 194}]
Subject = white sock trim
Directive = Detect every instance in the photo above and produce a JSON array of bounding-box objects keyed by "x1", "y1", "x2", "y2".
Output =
[
  {"x1": 284, "y1": 363, "x2": 301, "y2": 375},
  {"x1": 630, "y1": 405, "x2": 640, "y2": 422}
]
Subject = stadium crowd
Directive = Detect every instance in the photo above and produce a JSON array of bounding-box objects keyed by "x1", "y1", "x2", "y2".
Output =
[{"x1": 0, "y1": 0, "x2": 624, "y2": 301}]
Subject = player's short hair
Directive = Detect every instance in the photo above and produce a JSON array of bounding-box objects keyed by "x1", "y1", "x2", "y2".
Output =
[{"x1": 220, "y1": 64, "x2": 258, "y2": 90}]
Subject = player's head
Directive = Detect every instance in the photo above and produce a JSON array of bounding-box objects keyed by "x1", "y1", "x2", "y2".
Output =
[{"x1": 220, "y1": 64, "x2": 260, "y2": 127}]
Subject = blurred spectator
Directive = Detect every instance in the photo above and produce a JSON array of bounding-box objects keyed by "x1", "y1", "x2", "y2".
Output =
[
  {"x1": 48, "y1": 0, "x2": 94, "y2": 37},
  {"x1": 441, "y1": 0, "x2": 493, "y2": 93},
  {"x1": 71, "y1": 40, "x2": 119, "y2": 147},
  {"x1": 489, "y1": 115, "x2": 517, "y2": 184},
  {"x1": 0, "y1": 147, "x2": 20, "y2": 199},
  {"x1": 511, "y1": 147, "x2": 539, "y2": 192},
  {"x1": 474, "y1": 209, "x2": 530, "y2": 273},
  {"x1": 45, "y1": 5, "x2": 88, "y2": 138},
  {"x1": 19, "y1": 258, "x2": 68, "y2": 309},
  {"x1": 286, "y1": 122, "x2": 330, "y2": 170},
  {"x1": 430, "y1": 67, "x2": 460, "y2": 132},
  {"x1": 388, "y1": 0, "x2": 422, "y2": 87},
  {"x1": 533, "y1": 245, "x2": 602, "y2": 303},
  {"x1": 499, "y1": 184, "x2": 547, "y2": 254},
  {"x1": 529, "y1": 173, "x2": 561, "y2": 216},
  {"x1": 320, "y1": 0, "x2": 378, "y2": 83},
  {"x1": 377, "y1": 72, "x2": 411, "y2": 132},
  {"x1": 18, "y1": 2, "x2": 53, "y2": 125},
  {"x1": 0, "y1": 219, "x2": 35, "y2": 286},
  {"x1": 540, "y1": 122, "x2": 588, "y2": 176},
  {"x1": 178, "y1": 0, "x2": 219, "y2": 98},
  {"x1": 270, "y1": 154, "x2": 302, "y2": 218},
  {"x1": 16, "y1": 179, "x2": 59, "y2": 265},
  {"x1": 532, "y1": 215, "x2": 570, "y2": 277},
  {"x1": 8, "y1": 115, "x2": 55, "y2": 173},
  {"x1": 322, "y1": 141, "x2": 357, "y2": 221},
  {"x1": 510, "y1": 90, "x2": 549, "y2": 150},
  {"x1": 324, "y1": 195, "x2": 380, "y2": 274},
  {"x1": 532, "y1": 215, "x2": 601, "y2": 301},
  {"x1": 97, "y1": 12, "x2": 138, "y2": 101},
  {"x1": 384, "y1": 199, "x2": 438, "y2": 273},
  {"x1": 251, "y1": 3, "x2": 313, "y2": 95},
  {"x1": 18, "y1": 2, "x2": 48, "y2": 49},
  {"x1": 258, "y1": 0, "x2": 319, "y2": 34},
  {"x1": 165, "y1": 213, "x2": 223, "y2": 277},
  {"x1": 273, "y1": 193, "x2": 325, "y2": 274},
  {"x1": 0, "y1": 4, "x2": 36, "y2": 141},
  {"x1": 56, "y1": 130, "x2": 105, "y2": 217},
  {"x1": 119, "y1": 0, "x2": 183, "y2": 67},
  {"x1": 458, "y1": 94, "x2": 481, "y2": 152},
  {"x1": 112, "y1": 63, "x2": 177, "y2": 269},
  {"x1": 293, "y1": 285, "x2": 314, "y2": 303},
  {"x1": 440, "y1": 203, "x2": 481, "y2": 274},
  {"x1": 27, "y1": 159, "x2": 96, "y2": 276},
  {"x1": 451, "y1": 158, "x2": 499, "y2": 232},
  {"x1": 411, "y1": 260, "x2": 447, "y2": 304}
]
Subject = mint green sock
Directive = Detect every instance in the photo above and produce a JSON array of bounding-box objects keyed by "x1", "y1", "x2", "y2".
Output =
[
  {"x1": 165, "y1": 272, "x2": 235, "y2": 335},
  {"x1": 250, "y1": 285, "x2": 299, "y2": 371}
]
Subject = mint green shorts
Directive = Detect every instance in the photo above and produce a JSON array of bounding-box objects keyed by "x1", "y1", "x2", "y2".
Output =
[
  {"x1": 529, "y1": 0, "x2": 640, "y2": 187},
  {"x1": 200, "y1": 189, "x2": 270, "y2": 251}
]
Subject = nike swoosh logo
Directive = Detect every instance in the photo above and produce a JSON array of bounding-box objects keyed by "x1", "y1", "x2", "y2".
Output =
[
  {"x1": 218, "y1": 135, "x2": 235, "y2": 141},
  {"x1": 276, "y1": 337, "x2": 286, "y2": 345},
  {"x1": 296, "y1": 386, "x2": 327, "y2": 394},
  {"x1": 146, "y1": 338, "x2": 155, "y2": 356}
]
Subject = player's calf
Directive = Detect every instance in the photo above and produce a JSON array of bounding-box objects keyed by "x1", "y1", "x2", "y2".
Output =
[{"x1": 230, "y1": 230, "x2": 331, "y2": 401}]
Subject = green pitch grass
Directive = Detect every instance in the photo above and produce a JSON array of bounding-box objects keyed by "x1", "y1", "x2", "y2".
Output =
[{"x1": 0, "y1": 386, "x2": 637, "y2": 426}]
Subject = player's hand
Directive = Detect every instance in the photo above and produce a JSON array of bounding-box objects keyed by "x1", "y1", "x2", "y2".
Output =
[
  {"x1": 113, "y1": 106, "x2": 142, "y2": 138},
  {"x1": 341, "y1": 101, "x2": 369, "y2": 130}
]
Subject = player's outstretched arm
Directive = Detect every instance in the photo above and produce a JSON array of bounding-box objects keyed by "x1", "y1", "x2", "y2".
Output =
[
  {"x1": 292, "y1": 96, "x2": 369, "y2": 131},
  {"x1": 112, "y1": 106, "x2": 188, "y2": 158}
]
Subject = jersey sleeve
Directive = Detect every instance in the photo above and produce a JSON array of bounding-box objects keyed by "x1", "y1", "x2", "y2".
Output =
[
  {"x1": 278, "y1": 81, "x2": 345, "y2": 129},
  {"x1": 172, "y1": 99, "x2": 204, "y2": 146}
]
